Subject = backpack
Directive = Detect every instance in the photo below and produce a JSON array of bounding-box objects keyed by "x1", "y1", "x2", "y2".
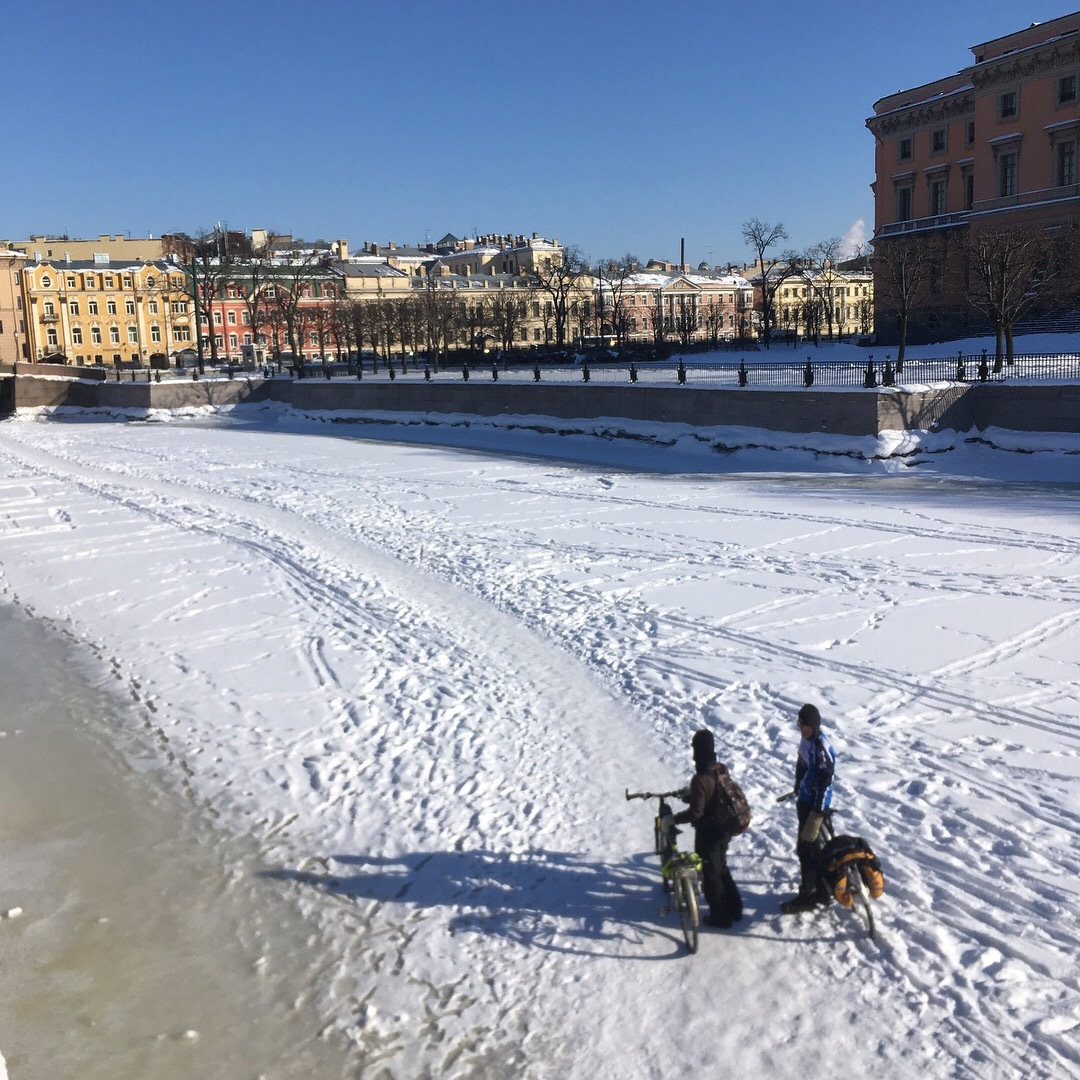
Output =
[
  {"x1": 706, "y1": 764, "x2": 751, "y2": 834},
  {"x1": 821, "y1": 834, "x2": 884, "y2": 906}
]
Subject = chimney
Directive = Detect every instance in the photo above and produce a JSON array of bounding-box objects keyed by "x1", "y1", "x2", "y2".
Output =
[{"x1": 337, "y1": 239, "x2": 349, "y2": 261}]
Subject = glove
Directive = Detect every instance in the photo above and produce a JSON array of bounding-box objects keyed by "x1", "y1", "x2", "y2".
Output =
[
  {"x1": 676, "y1": 787, "x2": 690, "y2": 803},
  {"x1": 799, "y1": 812, "x2": 825, "y2": 844},
  {"x1": 659, "y1": 814, "x2": 675, "y2": 833}
]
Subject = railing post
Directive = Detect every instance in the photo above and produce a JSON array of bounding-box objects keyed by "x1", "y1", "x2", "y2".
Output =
[
  {"x1": 803, "y1": 358, "x2": 814, "y2": 387},
  {"x1": 677, "y1": 359, "x2": 686, "y2": 384},
  {"x1": 582, "y1": 362, "x2": 590, "y2": 383},
  {"x1": 629, "y1": 362, "x2": 638, "y2": 384},
  {"x1": 738, "y1": 360, "x2": 747, "y2": 387}
]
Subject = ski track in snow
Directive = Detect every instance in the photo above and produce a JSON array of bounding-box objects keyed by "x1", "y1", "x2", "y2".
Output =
[{"x1": 1, "y1": 415, "x2": 1079, "y2": 1079}]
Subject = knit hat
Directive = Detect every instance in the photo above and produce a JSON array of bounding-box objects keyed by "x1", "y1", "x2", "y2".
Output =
[
  {"x1": 797, "y1": 703, "x2": 821, "y2": 730},
  {"x1": 691, "y1": 729, "x2": 716, "y2": 768}
]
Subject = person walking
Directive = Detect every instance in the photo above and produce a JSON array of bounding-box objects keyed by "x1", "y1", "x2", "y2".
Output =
[
  {"x1": 781, "y1": 703, "x2": 836, "y2": 914},
  {"x1": 665, "y1": 729, "x2": 750, "y2": 929}
]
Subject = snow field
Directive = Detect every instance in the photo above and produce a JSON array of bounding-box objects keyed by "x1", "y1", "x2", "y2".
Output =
[{"x1": 0, "y1": 409, "x2": 1078, "y2": 1078}]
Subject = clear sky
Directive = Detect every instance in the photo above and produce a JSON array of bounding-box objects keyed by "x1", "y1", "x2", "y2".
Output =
[{"x1": 5, "y1": 1, "x2": 1074, "y2": 267}]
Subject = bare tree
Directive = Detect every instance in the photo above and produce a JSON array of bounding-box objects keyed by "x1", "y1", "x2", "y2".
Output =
[
  {"x1": 271, "y1": 253, "x2": 324, "y2": 362},
  {"x1": 672, "y1": 294, "x2": 699, "y2": 347},
  {"x1": 741, "y1": 218, "x2": 791, "y2": 347},
  {"x1": 595, "y1": 255, "x2": 639, "y2": 345},
  {"x1": 490, "y1": 288, "x2": 528, "y2": 352},
  {"x1": 873, "y1": 235, "x2": 937, "y2": 364},
  {"x1": 801, "y1": 238, "x2": 843, "y2": 342},
  {"x1": 530, "y1": 244, "x2": 589, "y2": 347},
  {"x1": 959, "y1": 224, "x2": 1063, "y2": 364}
]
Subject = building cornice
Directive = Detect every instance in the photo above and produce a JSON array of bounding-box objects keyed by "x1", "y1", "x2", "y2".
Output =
[
  {"x1": 867, "y1": 90, "x2": 975, "y2": 137},
  {"x1": 967, "y1": 37, "x2": 1080, "y2": 90}
]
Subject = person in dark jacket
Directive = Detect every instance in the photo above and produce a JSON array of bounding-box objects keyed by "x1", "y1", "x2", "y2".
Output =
[
  {"x1": 781, "y1": 703, "x2": 837, "y2": 914},
  {"x1": 665, "y1": 729, "x2": 749, "y2": 929}
]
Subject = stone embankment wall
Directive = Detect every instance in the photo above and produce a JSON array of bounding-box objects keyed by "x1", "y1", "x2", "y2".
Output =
[{"x1": 1, "y1": 372, "x2": 1077, "y2": 435}]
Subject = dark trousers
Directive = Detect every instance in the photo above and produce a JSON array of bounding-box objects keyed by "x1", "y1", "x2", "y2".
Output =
[
  {"x1": 696, "y1": 829, "x2": 742, "y2": 921},
  {"x1": 796, "y1": 801, "x2": 828, "y2": 899}
]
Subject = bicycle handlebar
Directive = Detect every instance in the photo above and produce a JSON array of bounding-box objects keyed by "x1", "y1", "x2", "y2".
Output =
[{"x1": 625, "y1": 788, "x2": 684, "y2": 802}]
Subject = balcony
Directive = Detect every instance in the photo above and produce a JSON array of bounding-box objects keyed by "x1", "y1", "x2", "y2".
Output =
[
  {"x1": 40, "y1": 312, "x2": 59, "y2": 323},
  {"x1": 877, "y1": 212, "x2": 969, "y2": 237}
]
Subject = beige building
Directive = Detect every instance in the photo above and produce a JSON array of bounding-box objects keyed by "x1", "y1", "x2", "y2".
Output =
[
  {"x1": 775, "y1": 265, "x2": 875, "y2": 341},
  {"x1": 20, "y1": 258, "x2": 193, "y2": 366},
  {"x1": 1, "y1": 249, "x2": 29, "y2": 364},
  {"x1": 3, "y1": 233, "x2": 165, "y2": 263}
]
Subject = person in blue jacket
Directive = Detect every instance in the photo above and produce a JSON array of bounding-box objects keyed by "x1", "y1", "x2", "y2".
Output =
[{"x1": 781, "y1": 703, "x2": 836, "y2": 914}]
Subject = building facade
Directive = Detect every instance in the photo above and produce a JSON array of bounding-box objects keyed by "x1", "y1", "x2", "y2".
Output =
[
  {"x1": 867, "y1": 11, "x2": 1080, "y2": 341},
  {"x1": 600, "y1": 268, "x2": 753, "y2": 347},
  {"x1": 19, "y1": 258, "x2": 193, "y2": 366},
  {"x1": 1, "y1": 249, "x2": 29, "y2": 364}
]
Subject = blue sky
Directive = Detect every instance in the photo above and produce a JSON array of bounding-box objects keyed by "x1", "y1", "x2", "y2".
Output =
[{"x1": 5, "y1": 1, "x2": 1073, "y2": 267}]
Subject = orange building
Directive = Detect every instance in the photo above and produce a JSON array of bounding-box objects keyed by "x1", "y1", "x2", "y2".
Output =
[{"x1": 867, "y1": 11, "x2": 1080, "y2": 341}]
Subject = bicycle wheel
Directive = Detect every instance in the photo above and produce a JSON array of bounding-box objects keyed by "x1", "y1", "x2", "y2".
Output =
[
  {"x1": 848, "y1": 872, "x2": 876, "y2": 940},
  {"x1": 675, "y1": 871, "x2": 699, "y2": 954}
]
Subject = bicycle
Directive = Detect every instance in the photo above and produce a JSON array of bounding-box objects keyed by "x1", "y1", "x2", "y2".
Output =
[
  {"x1": 777, "y1": 793, "x2": 878, "y2": 940},
  {"x1": 626, "y1": 788, "x2": 703, "y2": 954}
]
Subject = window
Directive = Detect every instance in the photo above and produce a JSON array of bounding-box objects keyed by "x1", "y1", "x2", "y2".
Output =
[
  {"x1": 67, "y1": 275, "x2": 77, "y2": 288},
  {"x1": 243, "y1": 333, "x2": 252, "y2": 345},
  {"x1": 171, "y1": 301, "x2": 188, "y2": 314},
  {"x1": 72, "y1": 326, "x2": 83, "y2": 345},
  {"x1": 1060, "y1": 75, "x2": 1077, "y2": 105},
  {"x1": 897, "y1": 136, "x2": 913, "y2": 161},
  {"x1": 173, "y1": 326, "x2": 191, "y2": 342},
  {"x1": 148, "y1": 300, "x2": 158, "y2": 314},
  {"x1": 227, "y1": 311, "x2": 236, "y2": 325},
  {"x1": 43, "y1": 299, "x2": 55, "y2": 315},
  {"x1": 229, "y1": 333, "x2": 238, "y2": 348},
  {"x1": 929, "y1": 177, "x2": 947, "y2": 216},
  {"x1": 213, "y1": 311, "x2": 222, "y2": 324},
  {"x1": 107, "y1": 299, "x2": 117, "y2": 315},
  {"x1": 998, "y1": 151, "x2": 1018, "y2": 197},
  {"x1": 88, "y1": 299, "x2": 98, "y2": 315},
  {"x1": 84, "y1": 275, "x2": 95, "y2": 289},
  {"x1": 104, "y1": 276, "x2": 114, "y2": 288},
  {"x1": 122, "y1": 276, "x2": 132, "y2": 288},
  {"x1": 47, "y1": 328, "x2": 58, "y2": 347},
  {"x1": 1057, "y1": 141, "x2": 1077, "y2": 187},
  {"x1": 109, "y1": 326, "x2": 120, "y2": 344},
  {"x1": 69, "y1": 300, "x2": 80, "y2": 316},
  {"x1": 91, "y1": 327, "x2": 102, "y2": 345},
  {"x1": 966, "y1": 120, "x2": 975, "y2": 145},
  {"x1": 125, "y1": 299, "x2": 136, "y2": 315},
  {"x1": 128, "y1": 326, "x2": 138, "y2": 344},
  {"x1": 896, "y1": 183, "x2": 913, "y2": 221},
  {"x1": 931, "y1": 128, "x2": 947, "y2": 154},
  {"x1": 41, "y1": 275, "x2": 52, "y2": 289},
  {"x1": 1000, "y1": 91, "x2": 1018, "y2": 119},
  {"x1": 241, "y1": 311, "x2": 251, "y2": 325},
  {"x1": 962, "y1": 167, "x2": 974, "y2": 210},
  {"x1": 151, "y1": 325, "x2": 162, "y2": 343}
]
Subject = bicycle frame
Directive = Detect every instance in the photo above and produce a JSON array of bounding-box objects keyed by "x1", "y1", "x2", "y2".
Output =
[{"x1": 627, "y1": 788, "x2": 703, "y2": 953}]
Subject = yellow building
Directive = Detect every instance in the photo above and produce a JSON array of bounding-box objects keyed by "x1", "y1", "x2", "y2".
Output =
[{"x1": 20, "y1": 258, "x2": 193, "y2": 366}]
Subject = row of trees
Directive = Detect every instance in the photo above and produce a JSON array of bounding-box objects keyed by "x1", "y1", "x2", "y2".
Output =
[
  {"x1": 743, "y1": 215, "x2": 1080, "y2": 364},
  {"x1": 875, "y1": 223, "x2": 1080, "y2": 363}
]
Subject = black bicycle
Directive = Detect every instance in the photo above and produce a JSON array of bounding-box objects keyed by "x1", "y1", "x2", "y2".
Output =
[{"x1": 626, "y1": 788, "x2": 703, "y2": 954}]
